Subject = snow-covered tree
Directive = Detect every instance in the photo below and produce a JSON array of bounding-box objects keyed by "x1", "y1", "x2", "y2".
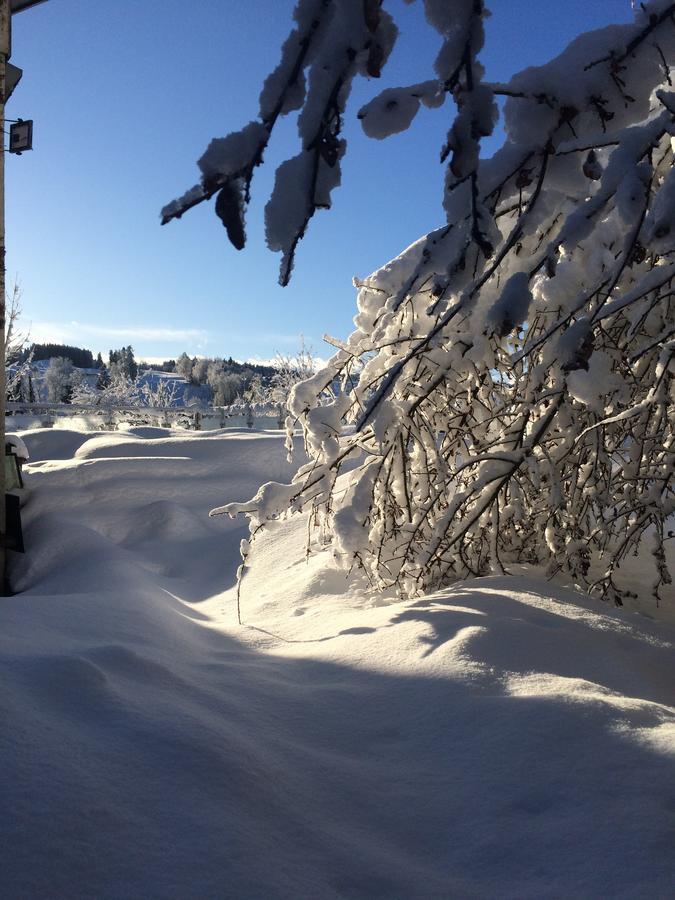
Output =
[
  {"x1": 138, "y1": 376, "x2": 179, "y2": 408},
  {"x1": 69, "y1": 368, "x2": 85, "y2": 400},
  {"x1": 96, "y1": 364, "x2": 111, "y2": 390},
  {"x1": 207, "y1": 362, "x2": 246, "y2": 406},
  {"x1": 242, "y1": 374, "x2": 269, "y2": 408},
  {"x1": 171, "y1": 1, "x2": 675, "y2": 606},
  {"x1": 71, "y1": 372, "x2": 141, "y2": 409},
  {"x1": 5, "y1": 280, "x2": 34, "y2": 402},
  {"x1": 175, "y1": 352, "x2": 195, "y2": 383},
  {"x1": 68, "y1": 378, "x2": 96, "y2": 407},
  {"x1": 192, "y1": 357, "x2": 209, "y2": 385},
  {"x1": 269, "y1": 339, "x2": 318, "y2": 423},
  {"x1": 43, "y1": 357, "x2": 75, "y2": 403},
  {"x1": 270, "y1": 339, "x2": 316, "y2": 402},
  {"x1": 109, "y1": 346, "x2": 138, "y2": 382},
  {"x1": 5, "y1": 280, "x2": 28, "y2": 364}
]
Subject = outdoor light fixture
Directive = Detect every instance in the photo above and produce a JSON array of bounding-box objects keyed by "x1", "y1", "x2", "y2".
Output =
[{"x1": 8, "y1": 116, "x2": 30, "y2": 152}]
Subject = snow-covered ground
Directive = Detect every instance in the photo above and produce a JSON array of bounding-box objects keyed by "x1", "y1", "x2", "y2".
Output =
[{"x1": 2, "y1": 428, "x2": 674, "y2": 898}]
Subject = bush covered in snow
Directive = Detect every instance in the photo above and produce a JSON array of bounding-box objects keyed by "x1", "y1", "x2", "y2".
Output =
[{"x1": 170, "y1": 1, "x2": 675, "y2": 606}]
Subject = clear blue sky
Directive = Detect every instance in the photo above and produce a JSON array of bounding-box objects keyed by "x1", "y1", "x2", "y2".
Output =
[{"x1": 7, "y1": 0, "x2": 634, "y2": 365}]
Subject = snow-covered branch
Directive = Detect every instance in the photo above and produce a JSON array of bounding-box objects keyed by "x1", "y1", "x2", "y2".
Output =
[{"x1": 205, "y1": 1, "x2": 675, "y2": 605}]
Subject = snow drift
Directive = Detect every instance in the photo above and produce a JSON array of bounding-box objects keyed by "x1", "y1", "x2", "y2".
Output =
[{"x1": 1, "y1": 428, "x2": 673, "y2": 898}]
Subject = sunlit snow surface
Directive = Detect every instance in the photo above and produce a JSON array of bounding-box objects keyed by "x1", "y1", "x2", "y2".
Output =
[{"x1": 2, "y1": 428, "x2": 674, "y2": 898}]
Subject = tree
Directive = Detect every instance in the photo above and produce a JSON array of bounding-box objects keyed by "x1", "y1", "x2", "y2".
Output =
[
  {"x1": 5, "y1": 280, "x2": 28, "y2": 364},
  {"x1": 269, "y1": 338, "x2": 316, "y2": 426},
  {"x1": 138, "y1": 376, "x2": 179, "y2": 408},
  {"x1": 205, "y1": 360, "x2": 246, "y2": 406},
  {"x1": 175, "y1": 352, "x2": 195, "y2": 383},
  {"x1": 6, "y1": 377, "x2": 23, "y2": 403},
  {"x1": 217, "y1": 372, "x2": 246, "y2": 406},
  {"x1": 30, "y1": 343, "x2": 94, "y2": 368},
  {"x1": 43, "y1": 357, "x2": 74, "y2": 403},
  {"x1": 96, "y1": 364, "x2": 111, "y2": 390},
  {"x1": 5, "y1": 280, "x2": 33, "y2": 402},
  {"x1": 192, "y1": 357, "x2": 209, "y2": 385},
  {"x1": 270, "y1": 338, "x2": 315, "y2": 400},
  {"x1": 242, "y1": 373, "x2": 269, "y2": 408},
  {"x1": 174, "y1": 2, "x2": 675, "y2": 606},
  {"x1": 72, "y1": 372, "x2": 140, "y2": 409},
  {"x1": 109, "y1": 346, "x2": 138, "y2": 381}
]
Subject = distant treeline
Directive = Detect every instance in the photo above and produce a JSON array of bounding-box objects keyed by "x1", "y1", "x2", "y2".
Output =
[
  {"x1": 172, "y1": 352, "x2": 279, "y2": 405},
  {"x1": 26, "y1": 344, "x2": 99, "y2": 368},
  {"x1": 21, "y1": 344, "x2": 277, "y2": 381},
  {"x1": 9, "y1": 343, "x2": 288, "y2": 408},
  {"x1": 174, "y1": 353, "x2": 276, "y2": 382}
]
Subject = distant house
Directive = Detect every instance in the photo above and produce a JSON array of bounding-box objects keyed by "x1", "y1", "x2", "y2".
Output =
[
  {"x1": 137, "y1": 370, "x2": 211, "y2": 408},
  {"x1": 77, "y1": 368, "x2": 103, "y2": 389}
]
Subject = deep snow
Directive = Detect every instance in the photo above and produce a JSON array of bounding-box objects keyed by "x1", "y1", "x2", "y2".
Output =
[{"x1": 1, "y1": 427, "x2": 674, "y2": 898}]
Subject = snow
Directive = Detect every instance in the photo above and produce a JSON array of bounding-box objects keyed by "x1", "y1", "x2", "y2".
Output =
[
  {"x1": 197, "y1": 121, "x2": 268, "y2": 182},
  {"x1": 0, "y1": 426, "x2": 673, "y2": 897},
  {"x1": 485, "y1": 270, "x2": 532, "y2": 336},
  {"x1": 358, "y1": 83, "x2": 443, "y2": 139},
  {"x1": 5, "y1": 432, "x2": 29, "y2": 461},
  {"x1": 566, "y1": 350, "x2": 623, "y2": 413}
]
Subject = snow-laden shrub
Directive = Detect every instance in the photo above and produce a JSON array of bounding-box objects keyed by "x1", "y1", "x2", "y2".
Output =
[
  {"x1": 70, "y1": 375, "x2": 141, "y2": 409},
  {"x1": 171, "y1": 1, "x2": 675, "y2": 606}
]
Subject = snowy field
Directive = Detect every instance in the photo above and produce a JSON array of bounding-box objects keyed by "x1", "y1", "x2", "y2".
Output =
[{"x1": 2, "y1": 427, "x2": 674, "y2": 898}]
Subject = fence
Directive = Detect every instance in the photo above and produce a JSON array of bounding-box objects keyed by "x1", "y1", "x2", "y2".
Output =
[{"x1": 5, "y1": 401, "x2": 285, "y2": 432}]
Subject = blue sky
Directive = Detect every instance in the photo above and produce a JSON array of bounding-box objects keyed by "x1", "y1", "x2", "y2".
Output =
[{"x1": 7, "y1": 0, "x2": 634, "y2": 364}]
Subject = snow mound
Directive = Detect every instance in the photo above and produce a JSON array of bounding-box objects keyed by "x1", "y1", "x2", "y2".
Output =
[
  {"x1": 19, "y1": 427, "x2": 108, "y2": 462},
  {"x1": 1, "y1": 428, "x2": 673, "y2": 898},
  {"x1": 126, "y1": 425, "x2": 174, "y2": 439}
]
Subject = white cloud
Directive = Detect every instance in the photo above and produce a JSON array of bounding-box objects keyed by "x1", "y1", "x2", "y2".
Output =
[
  {"x1": 136, "y1": 355, "x2": 176, "y2": 366},
  {"x1": 29, "y1": 320, "x2": 209, "y2": 346},
  {"x1": 244, "y1": 355, "x2": 330, "y2": 370},
  {"x1": 228, "y1": 333, "x2": 315, "y2": 349},
  {"x1": 85, "y1": 324, "x2": 209, "y2": 342}
]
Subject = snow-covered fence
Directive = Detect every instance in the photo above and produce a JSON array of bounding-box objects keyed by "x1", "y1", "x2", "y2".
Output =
[
  {"x1": 6, "y1": 401, "x2": 201, "y2": 431},
  {"x1": 5, "y1": 401, "x2": 285, "y2": 432}
]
